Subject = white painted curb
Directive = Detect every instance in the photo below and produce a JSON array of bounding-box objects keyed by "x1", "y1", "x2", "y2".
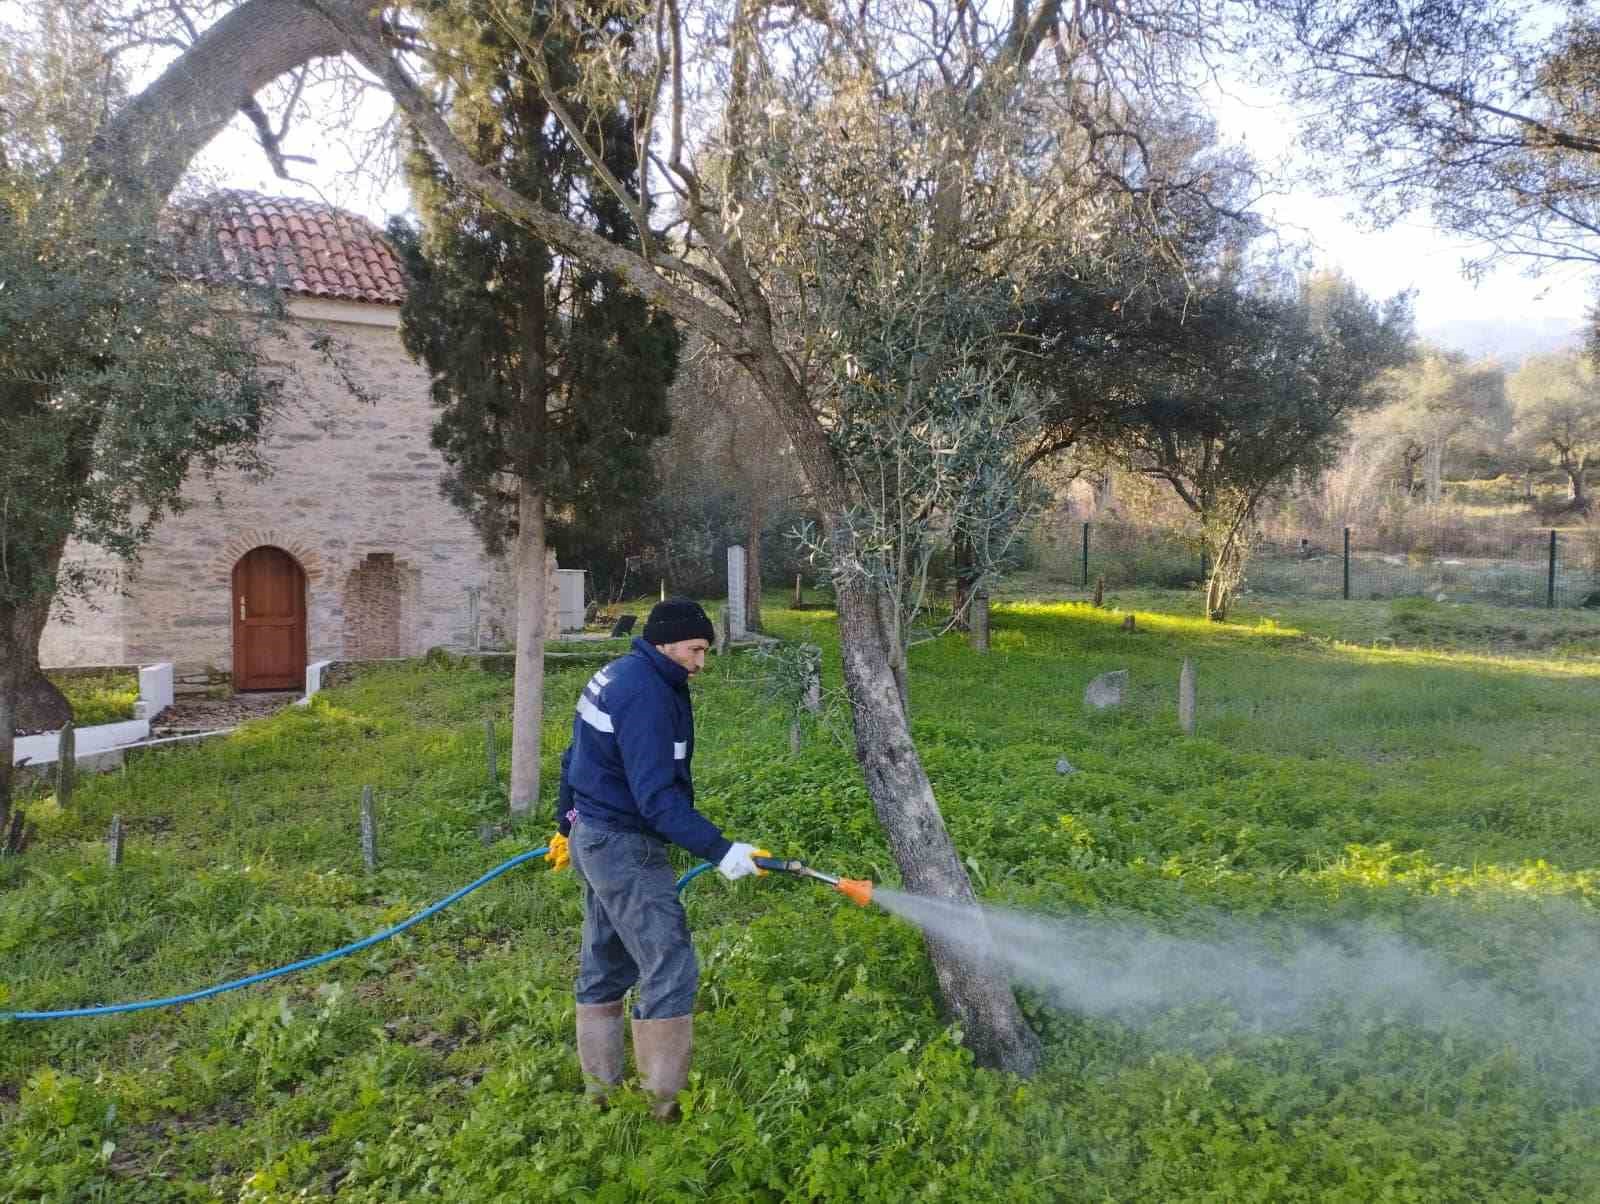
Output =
[{"x1": 14, "y1": 719, "x2": 151, "y2": 769}]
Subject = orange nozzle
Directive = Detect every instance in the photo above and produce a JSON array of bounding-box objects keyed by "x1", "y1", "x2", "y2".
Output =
[{"x1": 835, "y1": 878, "x2": 874, "y2": 908}]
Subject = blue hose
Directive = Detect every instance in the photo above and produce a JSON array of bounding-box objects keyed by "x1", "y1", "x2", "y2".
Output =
[{"x1": 2, "y1": 846, "x2": 719, "y2": 1022}]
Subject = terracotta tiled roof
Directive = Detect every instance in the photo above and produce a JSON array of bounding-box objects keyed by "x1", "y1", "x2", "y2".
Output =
[{"x1": 171, "y1": 190, "x2": 406, "y2": 306}]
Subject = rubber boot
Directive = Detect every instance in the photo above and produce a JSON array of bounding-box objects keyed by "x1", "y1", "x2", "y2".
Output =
[
  {"x1": 576, "y1": 1001, "x2": 626, "y2": 1104},
  {"x1": 631, "y1": 1014, "x2": 693, "y2": 1122}
]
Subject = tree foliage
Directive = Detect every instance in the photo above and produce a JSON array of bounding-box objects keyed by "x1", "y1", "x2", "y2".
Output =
[
  {"x1": 390, "y1": 0, "x2": 679, "y2": 559},
  {"x1": 1371, "y1": 350, "x2": 1508, "y2": 504},
  {"x1": 1260, "y1": 0, "x2": 1600, "y2": 274},
  {"x1": 1106, "y1": 270, "x2": 1413, "y2": 619},
  {"x1": 0, "y1": 12, "x2": 292, "y2": 814},
  {"x1": 1507, "y1": 350, "x2": 1600, "y2": 511}
]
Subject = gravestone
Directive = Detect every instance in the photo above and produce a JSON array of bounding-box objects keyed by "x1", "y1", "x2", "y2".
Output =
[
  {"x1": 609, "y1": 613, "x2": 636, "y2": 638},
  {"x1": 108, "y1": 814, "x2": 124, "y2": 868},
  {"x1": 1083, "y1": 670, "x2": 1127, "y2": 710},
  {"x1": 726, "y1": 546, "x2": 748, "y2": 639},
  {"x1": 802, "y1": 644, "x2": 823, "y2": 714},
  {"x1": 1178, "y1": 658, "x2": 1197, "y2": 736}
]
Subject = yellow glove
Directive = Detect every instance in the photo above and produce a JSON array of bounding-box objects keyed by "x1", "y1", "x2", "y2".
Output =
[
  {"x1": 545, "y1": 832, "x2": 570, "y2": 872},
  {"x1": 753, "y1": 847, "x2": 771, "y2": 877}
]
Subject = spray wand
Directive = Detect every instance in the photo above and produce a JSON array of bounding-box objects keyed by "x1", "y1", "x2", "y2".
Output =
[{"x1": 753, "y1": 855, "x2": 875, "y2": 907}]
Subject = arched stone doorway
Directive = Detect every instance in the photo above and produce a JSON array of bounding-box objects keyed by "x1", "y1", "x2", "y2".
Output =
[{"x1": 231, "y1": 546, "x2": 307, "y2": 691}]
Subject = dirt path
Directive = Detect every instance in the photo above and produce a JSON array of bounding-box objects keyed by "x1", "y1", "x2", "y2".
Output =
[{"x1": 150, "y1": 692, "x2": 301, "y2": 737}]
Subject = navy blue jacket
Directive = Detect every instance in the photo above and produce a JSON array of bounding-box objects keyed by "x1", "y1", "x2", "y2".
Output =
[{"x1": 555, "y1": 637, "x2": 731, "y2": 863}]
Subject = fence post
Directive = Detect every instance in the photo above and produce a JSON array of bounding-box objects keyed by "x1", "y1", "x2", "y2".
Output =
[
  {"x1": 360, "y1": 785, "x2": 378, "y2": 871},
  {"x1": 1548, "y1": 529, "x2": 1558, "y2": 609},
  {"x1": 55, "y1": 721, "x2": 76, "y2": 808},
  {"x1": 484, "y1": 717, "x2": 498, "y2": 789},
  {"x1": 1343, "y1": 528, "x2": 1351, "y2": 601},
  {"x1": 108, "y1": 815, "x2": 124, "y2": 868},
  {"x1": 1081, "y1": 521, "x2": 1090, "y2": 588}
]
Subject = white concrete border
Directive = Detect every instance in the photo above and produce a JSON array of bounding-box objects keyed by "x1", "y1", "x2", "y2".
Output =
[
  {"x1": 132, "y1": 662, "x2": 174, "y2": 721},
  {"x1": 14, "y1": 719, "x2": 150, "y2": 768},
  {"x1": 297, "y1": 659, "x2": 334, "y2": 706}
]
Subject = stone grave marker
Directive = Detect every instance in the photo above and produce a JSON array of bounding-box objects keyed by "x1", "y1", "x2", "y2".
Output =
[
  {"x1": 726, "y1": 545, "x2": 748, "y2": 639},
  {"x1": 1083, "y1": 670, "x2": 1127, "y2": 710},
  {"x1": 1178, "y1": 658, "x2": 1197, "y2": 735}
]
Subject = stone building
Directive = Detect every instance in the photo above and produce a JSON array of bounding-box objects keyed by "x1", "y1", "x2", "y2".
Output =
[{"x1": 38, "y1": 191, "x2": 551, "y2": 690}]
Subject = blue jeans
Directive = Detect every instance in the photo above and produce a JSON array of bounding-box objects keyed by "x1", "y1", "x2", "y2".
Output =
[{"x1": 569, "y1": 821, "x2": 698, "y2": 1020}]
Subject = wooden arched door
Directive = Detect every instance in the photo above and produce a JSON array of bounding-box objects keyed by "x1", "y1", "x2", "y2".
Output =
[{"x1": 232, "y1": 546, "x2": 307, "y2": 691}]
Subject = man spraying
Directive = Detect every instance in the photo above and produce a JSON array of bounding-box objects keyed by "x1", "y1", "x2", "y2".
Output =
[{"x1": 546, "y1": 597, "x2": 765, "y2": 1120}]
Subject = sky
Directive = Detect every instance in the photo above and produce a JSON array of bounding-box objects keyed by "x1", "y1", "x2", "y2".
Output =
[
  {"x1": 1204, "y1": 81, "x2": 1593, "y2": 339},
  {"x1": 173, "y1": 37, "x2": 1594, "y2": 354}
]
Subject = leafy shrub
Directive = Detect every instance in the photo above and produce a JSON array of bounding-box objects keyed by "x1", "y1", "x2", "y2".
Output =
[{"x1": 44, "y1": 670, "x2": 138, "y2": 727}]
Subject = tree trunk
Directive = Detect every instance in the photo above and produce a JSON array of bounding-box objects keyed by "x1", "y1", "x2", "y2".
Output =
[
  {"x1": 1424, "y1": 442, "x2": 1444, "y2": 506},
  {"x1": 509, "y1": 487, "x2": 547, "y2": 816},
  {"x1": 745, "y1": 492, "x2": 764, "y2": 633},
  {"x1": 969, "y1": 591, "x2": 991, "y2": 653},
  {"x1": 0, "y1": 610, "x2": 19, "y2": 823},
  {"x1": 10, "y1": 538, "x2": 72, "y2": 737},
  {"x1": 1400, "y1": 445, "x2": 1423, "y2": 496},
  {"x1": 1093, "y1": 472, "x2": 1115, "y2": 515},
  {"x1": 951, "y1": 534, "x2": 974, "y2": 633},
  {"x1": 91, "y1": 0, "x2": 355, "y2": 208},
  {"x1": 1203, "y1": 530, "x2": 1246, "y2": 622},
  {"x1": 833, "y1": 573, "x2": 1040, "y2": 1074},
  {"x1": 1204, "y1": 571, "x2": 1228, "y2": 622},
  {"x1": 1567, "y1": 459, "x2": 1588, "y2": 512},
  {"x1": 509, "y1": 282, "x2": 550, "y2": 817}
]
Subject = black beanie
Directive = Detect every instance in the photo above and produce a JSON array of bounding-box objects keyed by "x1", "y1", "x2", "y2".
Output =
[{"x1": 643, "y1": 597, "x2": 716, "y2": 646}]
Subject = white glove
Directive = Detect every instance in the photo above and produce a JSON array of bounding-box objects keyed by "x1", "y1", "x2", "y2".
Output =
[{"x1": 717, "y1": 842, "x2": 761, "y2": 881}]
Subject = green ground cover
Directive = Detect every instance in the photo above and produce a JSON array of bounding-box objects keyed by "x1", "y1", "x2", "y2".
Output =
[
  {"x1": 3, "y1": 593, "x2": 1598, "y2": 1200},
  {"x1": 39, "y1": 670, "x2": 140, "y2": 728}
]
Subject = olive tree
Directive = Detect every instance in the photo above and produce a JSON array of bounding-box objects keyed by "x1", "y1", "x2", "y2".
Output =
[
  {"x1": 0, "y1": 13, "x2": 295, "y2": 818},
  {"x1": 1508, "y1": 351, "x2": 1600, "y2": 512},
  {"x1": 1108, "y1": 271, "x2": 1412, "y2": 620},
  {"x1": 1374, "y1": 351, "x2": 1509, "y2": 505}
]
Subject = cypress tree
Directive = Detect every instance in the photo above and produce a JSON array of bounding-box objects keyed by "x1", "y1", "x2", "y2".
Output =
[{"x1": 390, "y1": 0, "x2": 679, "y2": 813}]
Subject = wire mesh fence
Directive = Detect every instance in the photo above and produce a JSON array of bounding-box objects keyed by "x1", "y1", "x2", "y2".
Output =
[{"x1": 1033, "y1": 520, "x2": 1600, "y2": 610}]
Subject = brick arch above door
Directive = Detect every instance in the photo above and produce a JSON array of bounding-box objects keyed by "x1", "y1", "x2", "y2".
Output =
[{"x1": 211, "y1": 529, "x2": 326, "y2": 587}]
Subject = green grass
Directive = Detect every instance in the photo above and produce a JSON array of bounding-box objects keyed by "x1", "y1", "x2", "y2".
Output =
[
  {"x1": 42, "y1": 669, "x2": 139, "y2": 727},
  {"x1": 3, "y1": 593, "x2": 1598, "y2": 1200}
]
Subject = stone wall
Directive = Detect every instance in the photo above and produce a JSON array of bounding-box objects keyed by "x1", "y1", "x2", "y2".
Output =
[
  {"x1": 40, "y1": 298, "x2": 513, "y2": 676},
  {"x1": 38, "y1": 555, "x2": 130, "y2": 667}
]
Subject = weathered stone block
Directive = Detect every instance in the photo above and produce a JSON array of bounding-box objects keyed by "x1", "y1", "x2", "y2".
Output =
[{"x1": 1084, "y1": 670, "x2": 1128, "y2": 710}]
